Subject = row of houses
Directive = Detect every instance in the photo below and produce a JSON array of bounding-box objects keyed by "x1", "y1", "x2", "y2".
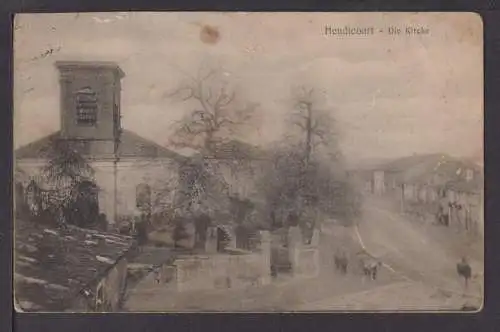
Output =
[{"x1": 355, "y1": 153, "x2": 483, "y2": 235}]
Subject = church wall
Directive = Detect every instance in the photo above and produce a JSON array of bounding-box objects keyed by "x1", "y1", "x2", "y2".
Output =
[
  {"x1": 114, "y1": 159, "x2": 180, "y2": 220},
  {"x1": 15, "y1": 160, "x2": 46, "y2": 184},
  {"x1": 90, "y1": 161, "x2": 116, "y2": 223},
  {"x1": 14, "y1": 157, "x2": 181, "y2": 226}
]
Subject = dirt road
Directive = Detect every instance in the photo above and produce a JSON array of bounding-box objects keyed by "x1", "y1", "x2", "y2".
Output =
[
  {"x1": 123, "y1": 223, "x2": 397, "y2": 312},
  {"x1": 354, "y1": 195, "x2": 483, "y2": 307}
]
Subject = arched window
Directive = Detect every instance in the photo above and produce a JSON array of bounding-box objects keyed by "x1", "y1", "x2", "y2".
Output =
[{"x1": 75, "y1": 87, "x2": 98, "y2": 126}]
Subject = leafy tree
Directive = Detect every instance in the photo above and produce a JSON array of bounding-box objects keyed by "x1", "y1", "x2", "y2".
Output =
[
  {"x1": 39, "y1": 138, "x2": 98, "y2": 228},
  {"x1": 288, "y1": 86, "x2": 341, "y2": 167},
  {"x1": 228, "y1": 193, "x2": 255, "y2": 224},
  {"x1": 257, "y1": 140, "x2": 360, "y2": 236},
  {"x1": 42, "y1": 138, "x2": 95, "y2": 184},
  {"x1": 176, "y1": 156, "x2": 230, "y2": 217}
]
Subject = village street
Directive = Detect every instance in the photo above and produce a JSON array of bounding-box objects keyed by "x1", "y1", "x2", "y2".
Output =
[
  {"x1": 122, "y1": 194, "x2": 483, "y2": 312},
  {"x1": 299, "y1": 195, "x2": 483, "y2": 311},
  {"x1": 123, "y1": 222, "x2": 400, "y2": 312}
]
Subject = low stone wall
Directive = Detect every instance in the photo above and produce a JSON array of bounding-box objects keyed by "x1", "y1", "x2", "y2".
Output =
[
  {"x1": 70, "y1": 256, "x2": 129, "y2": 312},
  {"x1": 174, "y1": 231, "x2": 271, "y2": 292},
  {"x1": 291, "y1": 248, "x2": 320, "y2": 277}
]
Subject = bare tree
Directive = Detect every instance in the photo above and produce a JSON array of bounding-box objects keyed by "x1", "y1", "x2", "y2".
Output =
[
  {"x1": 166, "y1": 65, "x2": 259, "y2": 155},
  {"x1": 165, "y1": 64, "x2": 259, "y2": 232}
]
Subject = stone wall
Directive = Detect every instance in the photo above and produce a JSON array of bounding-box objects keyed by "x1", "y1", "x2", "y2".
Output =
[
  {"x1": 173, "y1": 230, "x2": 271, "y2": 292},
  {"x1": 100, "y1": 256, "x2": 129, "y2": 311},
  {"x1": 68, "y1": 256, "x2": 129, "y2": 312}
]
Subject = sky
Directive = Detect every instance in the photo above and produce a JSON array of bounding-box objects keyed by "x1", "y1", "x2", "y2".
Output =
[{"x1": 13, "y1": 12, "x2": 483, "y2": 167}]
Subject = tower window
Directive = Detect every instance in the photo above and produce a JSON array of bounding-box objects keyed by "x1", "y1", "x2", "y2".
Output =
[{"x1": 75, "y1": 87, "x2": 98, "y2": 126}]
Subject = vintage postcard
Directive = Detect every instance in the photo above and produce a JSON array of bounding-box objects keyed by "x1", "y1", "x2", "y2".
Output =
[{"x1": 13, "y1": 12, "x2": 483, "y2": 312}]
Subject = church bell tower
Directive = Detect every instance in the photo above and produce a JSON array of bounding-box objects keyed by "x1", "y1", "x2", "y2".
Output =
[{"x1": 56, "y1": 61, "x2": 125, "y2": 157}]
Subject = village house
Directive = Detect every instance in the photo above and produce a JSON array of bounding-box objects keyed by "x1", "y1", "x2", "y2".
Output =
[
  {"x1": 14, "y1": 61, "x2": 187, "y2": 226},
  {"x1": 444, "y1": 174, "x2": 484, "y2": 235},
  {"x1": 14, "y1": 219, "x2": 136, "y2": 312},
  {"x1": 366, "y1": 154, "x2": 483, "y2": 234}
]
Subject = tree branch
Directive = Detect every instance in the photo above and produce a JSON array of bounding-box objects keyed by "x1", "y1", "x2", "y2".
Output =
[
  {"x1": 165, "y1": 85, "x2": 195, "y2": 101},
  {"x1": 215, "y1": 88, "x2": 236, "y2": 110},
  {"x1": 291, "y1": 119, "x2": 307, "y2": 131},
  {"x1": 216, "y1": 117, "x2": 236, "y2": 127}
]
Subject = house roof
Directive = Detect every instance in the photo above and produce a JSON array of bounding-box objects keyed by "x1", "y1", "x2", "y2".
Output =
[
  {"x1": 376, "y1": 154, "x2": 483, "y2": 193},
  {"x1": 15, "y1": 130, "x2": 186, "y2": 162},
  {"x1": 403, "y1": 157, "x2": 481, "y2": 185},
  {"x1": 15, "y1": 219, "x2": 136, "y2": 312},
  {"x1": 377, "y1": 154, "x2": 443, "y2": 173}
]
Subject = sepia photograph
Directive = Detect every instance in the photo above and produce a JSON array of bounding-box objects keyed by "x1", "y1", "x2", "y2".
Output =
[{"x1": 13, "y1": 12, "x2": 483, "y2": 312}]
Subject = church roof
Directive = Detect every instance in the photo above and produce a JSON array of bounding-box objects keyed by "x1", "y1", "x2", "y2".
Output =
[
  {"x1": 15, "y1": 130, "x2": 187, "y2": 162},
  {"x1": 208, "y1": 139, "x2": 269, "y2": 160},
  {"x1": 117, "y1": 130, "x2": 186, "y2": 160}
]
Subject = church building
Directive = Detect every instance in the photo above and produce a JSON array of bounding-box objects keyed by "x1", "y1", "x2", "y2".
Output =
[{"x1": 15, "y1": 61, "x2": 186, "y2": 225}]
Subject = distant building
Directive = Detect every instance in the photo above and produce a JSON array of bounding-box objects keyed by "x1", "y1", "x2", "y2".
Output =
[
  {"x1": 15, "y1": 219, "x2": 136, "y2": 312},
  {"x1": 371, "y1": 153, "x2": 483, "y2": 234},
  {"x1": 14, "y1": 61, "x2": 186, "y2": 225}
]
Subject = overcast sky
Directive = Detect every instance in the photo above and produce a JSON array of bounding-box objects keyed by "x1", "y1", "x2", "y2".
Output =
[{"x1": 13, "y1": 12, "x2": 483, "y2": 166}]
